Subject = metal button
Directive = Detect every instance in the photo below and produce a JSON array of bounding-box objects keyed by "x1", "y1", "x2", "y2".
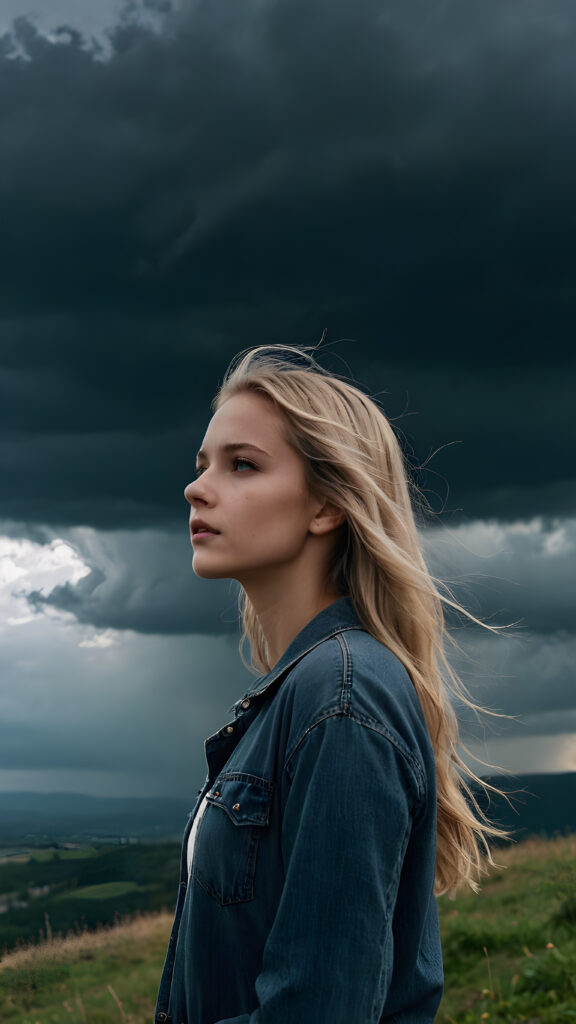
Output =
[
  {"x1": 233, "y1": 803, "x2": 240, "y2": 811},
  {"x1": 241, "y1": 698, "x2": 251, "y2": 709},
  {"x1": 226, "y1": 725, "x2": 234, "y2": 734},
  {"x1": 213, "y1": 790, "x2": 220, "y2": 797},
  {"x1": 157, "y1": 1015, "x2": 168, "y2": 1023}
]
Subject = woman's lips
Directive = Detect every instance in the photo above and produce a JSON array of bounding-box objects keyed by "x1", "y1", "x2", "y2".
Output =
[{"x1": 192, "y1": 530, "x2": 219, "y2": 541}]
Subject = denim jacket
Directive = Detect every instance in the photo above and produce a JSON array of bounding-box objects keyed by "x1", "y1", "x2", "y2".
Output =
[{"x1": 155, "y1": 596, "x2": 443, "y2": 1024}]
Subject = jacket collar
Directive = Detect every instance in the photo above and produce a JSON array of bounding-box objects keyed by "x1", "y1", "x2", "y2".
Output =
[{"x1": 231, "y1": 595, "x2": 366, "y2": 714}]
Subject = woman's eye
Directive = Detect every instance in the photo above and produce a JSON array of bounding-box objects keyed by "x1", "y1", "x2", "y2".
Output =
[
  {"x1": 234, "y1": 457, "x2": 256, "y2": 472},
  {"x1": 194, "y1": 458, "x2": 255, "y2": 477}
]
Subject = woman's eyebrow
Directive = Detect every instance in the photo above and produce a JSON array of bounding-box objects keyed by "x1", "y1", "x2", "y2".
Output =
[{"x1": 196, "y1": 442, "x2": 270, "y2": 460}]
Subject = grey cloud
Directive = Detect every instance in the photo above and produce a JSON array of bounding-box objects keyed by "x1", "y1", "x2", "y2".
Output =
[
  {"x1": 3, "y1": 597, "x2": 573, "y2": 793},
  {"x1": 1, "y1": 522, "x2": 574, "y2": 794},
  {"x1": 512, "y1": 707, "x2": 576, "y2": 739},
  {"x1": 0, "y1": 616, "x2": 252, "y2": 794},
  {"x1": 449, "y1": 628, "x2": 576, "y2": 736},
  {"x1": 22, "y1": 525, "x2": 242, "y2": 634},
  {"x1": 20, "y1": 516, "x2": 575, "y2": 639},
  {"x1": 422, "y1": 516, "x2": 576, "y2": 634}
]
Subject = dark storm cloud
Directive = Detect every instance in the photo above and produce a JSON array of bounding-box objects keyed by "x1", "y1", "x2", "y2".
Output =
[
  {"x1": 1, "y1": 348, "x2": 574, "y2": 528},
  {"x1": 0, "y1": 423, "x2": 198, "y2": 529},
  {"x1": 448, "y1": 629, "x2": 576, "y2": 740},
  {"x1": 0, "y1": 0, "x2": 574, "y2": 530},
  {"x1": 22, "y1": 525, "x2": 242, "y2": 634},
  {"x1": 422, "y1": 516, "x2": 576, "y2": 635},
  {"x1": 15, "y1": 515, "x2": 576, "y2": 639},
  {"x1": 0, "y1": 617, "x2": 252, "y2": 792},
  {"x1": 360, "y1": 361, "x2": 576, "y2": 523},
  {"x1": 2, "y1": 0, "x2": 575, "y2": 327}
]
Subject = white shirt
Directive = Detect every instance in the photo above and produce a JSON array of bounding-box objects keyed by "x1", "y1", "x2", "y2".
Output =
[{"x1": 187, "y1": 794, "x2": 209, "y2": 876}]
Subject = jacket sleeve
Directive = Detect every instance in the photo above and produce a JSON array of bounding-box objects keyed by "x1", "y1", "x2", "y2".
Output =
[{"x1": 214, "y1": 711, "x2": 420, "y2": 1024}]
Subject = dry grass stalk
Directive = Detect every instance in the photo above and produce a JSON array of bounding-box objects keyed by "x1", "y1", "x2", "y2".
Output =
[
  {"x1": 107, "y1": 983, "x2": 128, "y2": 1022},
  {"x1": 0, "y1": 910, "x2": 173, "y2": 970},
  {"x1": 491, "y1": 833, "x2": 576, "y2": 867},
  {"x1": 75, "y1": 993, "x2": 87, "y2": 1022}
]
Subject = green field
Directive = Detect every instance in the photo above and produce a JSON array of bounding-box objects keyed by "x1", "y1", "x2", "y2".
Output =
[
  {"x1": 0, "y1": 834, "x2": 575, "y2": 1022},
  {"x1": 54, "y1": 881, "x2": 144, "y2": 901},
  {"x1": 0, "y1": 841, "x2": 180, "y2": 955},
  {"x1": 26, "y1": 848, "x2": 98, "y2": 862}
]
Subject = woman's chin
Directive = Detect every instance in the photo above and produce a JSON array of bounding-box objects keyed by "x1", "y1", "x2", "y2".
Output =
[{"x1": 192, "y1": 558, "x2": 229, "y2": 580}]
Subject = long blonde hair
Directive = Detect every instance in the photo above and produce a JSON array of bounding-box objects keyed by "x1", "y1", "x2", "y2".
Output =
[{"x1": 212, "y1": 343, "x2": 514, "y2": 895}]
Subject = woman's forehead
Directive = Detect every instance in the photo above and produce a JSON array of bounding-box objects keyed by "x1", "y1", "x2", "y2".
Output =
[{"x1": 201, "y1": 392, "x2": 288, "y2": 452}]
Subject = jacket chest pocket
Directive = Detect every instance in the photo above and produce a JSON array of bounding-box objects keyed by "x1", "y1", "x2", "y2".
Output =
[{"x1": 192, "y1": 773, "x2": 274, "y2": 906}]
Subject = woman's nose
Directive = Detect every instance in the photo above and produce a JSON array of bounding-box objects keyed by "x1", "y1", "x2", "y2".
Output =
[
  {"x1": 184, "y1": 480, "x2": 198, "y2": 504},
  {"x1": 184, "y1": 477, "x2": 210, "y2": 505}
]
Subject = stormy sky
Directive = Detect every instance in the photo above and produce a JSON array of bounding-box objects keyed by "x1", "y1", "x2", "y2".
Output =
[{"x1": 0, "y1": 0, "x2": 574, "y2": 801}]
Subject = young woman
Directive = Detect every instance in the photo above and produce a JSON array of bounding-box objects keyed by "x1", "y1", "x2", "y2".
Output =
[{"x1": 154, "y1": 344, "x2": 509, "y2": 1024}]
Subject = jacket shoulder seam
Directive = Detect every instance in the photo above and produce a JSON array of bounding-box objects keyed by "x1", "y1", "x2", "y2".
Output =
[
  {"x1": 336, "y1": 630, "x2": 353, "y2": 713},
  {"x1": 284, "y1": 707, "x2": 426, "y2": 804},
  {"x1": 338, "y1": 630, "x2": 427, "y2": 800}
]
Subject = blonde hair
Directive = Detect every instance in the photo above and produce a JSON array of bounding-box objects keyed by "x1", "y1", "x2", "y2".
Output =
[{"x1": 212, "y1": 343, "x2": 514, "y2": 896}]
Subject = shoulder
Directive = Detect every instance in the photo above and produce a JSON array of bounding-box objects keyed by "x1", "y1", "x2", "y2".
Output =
[{"x1": 281, "y1": 628, "x2": 433, "y2": 781}]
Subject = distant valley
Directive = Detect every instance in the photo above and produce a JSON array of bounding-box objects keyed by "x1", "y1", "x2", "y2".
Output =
[
  {"x1": 0, "y1": 791, "x2": 192, "y2": 848},
  {"x1": 0, "y1": 772, "x2": 575, "y2": 849}
]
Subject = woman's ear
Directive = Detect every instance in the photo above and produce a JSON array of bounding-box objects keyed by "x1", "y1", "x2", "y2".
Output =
[{"x1": 309, "y1": 501, "x2": 347, "y2": 536}]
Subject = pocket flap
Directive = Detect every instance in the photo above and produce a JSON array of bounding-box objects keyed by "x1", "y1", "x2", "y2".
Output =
[{"x1": 206, "y1": 773, "x2": 273, "y2": 826}]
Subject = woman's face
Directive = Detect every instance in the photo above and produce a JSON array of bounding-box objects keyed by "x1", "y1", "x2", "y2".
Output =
[{"x1": 184, "y1": 391, "x2": 325, "y2": 586}]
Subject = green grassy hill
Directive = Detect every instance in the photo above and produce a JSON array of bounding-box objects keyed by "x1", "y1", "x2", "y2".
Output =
[
  {"x1": 439, "y1": 833, "x2": 576, "y2": 1021},
  {"x1": 0, "y1": 910, "x2": 172, "y2": 1023},
  {"x1": 1, "y1": 833, "x2": 575, "y2": 1023}
]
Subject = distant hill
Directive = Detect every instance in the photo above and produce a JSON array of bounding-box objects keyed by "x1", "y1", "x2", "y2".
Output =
[
  {"x1": 0, "y1": 773, "x2": 575, "y2": 848},
  {"x1": 0, "y1": 791, "x2": 192, "y2": 847},
  {"x1": 471, "y1": 771, "x2": 576, "y2": 843}
]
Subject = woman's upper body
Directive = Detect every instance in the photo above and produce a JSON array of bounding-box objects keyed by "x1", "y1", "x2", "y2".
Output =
[
  {"x1": 154, "y1": 595, "x2": 443, "y2": 1024},
  {"x1": 155, "y1": 342, "x2": 510, "y2": 1023}
]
